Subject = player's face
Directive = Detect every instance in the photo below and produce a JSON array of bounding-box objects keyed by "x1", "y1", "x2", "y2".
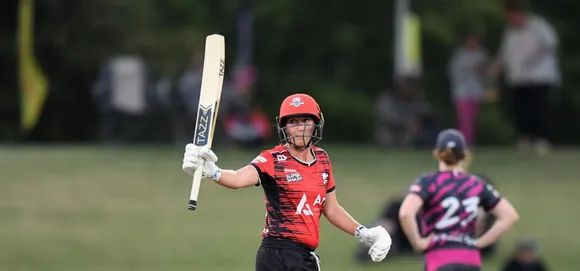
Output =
[{"x1": 285, "y1": 117, "x2": 316, "y2": 148}]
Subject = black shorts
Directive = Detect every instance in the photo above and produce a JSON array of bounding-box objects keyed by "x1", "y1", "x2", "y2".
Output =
[
  {"x1": 255, "y1": 238, "x2": 321, "y2": 271},
  {"x1": 433, "y1": 263, "x2": 480, "y2": 271}
]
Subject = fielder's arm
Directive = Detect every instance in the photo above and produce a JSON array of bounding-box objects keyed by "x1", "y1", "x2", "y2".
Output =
[
  {"x1": 476, "y1": 198, "x2": 519, "y2": 248},
  {"x1": 323, "y1": 192, "x2": 362, "y2": 236},
  {"x1": 399, "y1": 193, "x2": 425, "y2": 251}
]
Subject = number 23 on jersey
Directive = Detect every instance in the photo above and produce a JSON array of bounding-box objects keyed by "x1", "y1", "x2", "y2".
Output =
[{"x1": 436, "y1": 196, "x2": 480, "y2": 230}]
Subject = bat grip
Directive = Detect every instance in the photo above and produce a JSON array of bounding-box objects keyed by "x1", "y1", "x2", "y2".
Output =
[{"x1": 188, "y1": 167, "x2": 204, "y2": 211}]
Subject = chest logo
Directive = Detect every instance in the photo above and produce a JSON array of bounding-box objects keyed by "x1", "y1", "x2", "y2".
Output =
[
  {"x1": 322, "y1": 172, "x2": 329, "y2": 185},
  {"x1": 286, "y1": 172, "x2": 303, "y2": 183}
]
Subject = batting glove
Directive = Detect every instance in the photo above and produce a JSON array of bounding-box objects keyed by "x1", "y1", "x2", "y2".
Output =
[
  {"x1": 355, "y1": 225, "x2": 392, "y2": 262},
  {"x1": 369, "y1": 236, "x2": 391, "y2": 262},
  {"x1": 182, "y1": 144, "x2": 222, "y2": 181}
]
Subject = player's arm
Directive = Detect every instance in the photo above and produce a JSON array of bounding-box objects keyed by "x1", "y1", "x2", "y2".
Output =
[
  {"x1": 476, "y1": 184, "x2": 519, "y2": 248},
  {"x1": 318, "y1": 166, "x2": 361, "y2": 235},
  {"x1": 476, "y1": 199, "x2": 518, "y2": 248},
  {"x1": 322, "y1": 192, "x2": 362, "y2": 235},
  {"x1": 399, "y1": 193, "x2": 426, "y2": 251},
  {"x1": 182, "y1": 145, "x2": 259, "y2": 189},
  {"x1": 214, "y1": 165, "x2": 259, "y2": 189},
  {"x1": 321, "y1": 169, "x2": 391, "y2": 262},
  {"x1": 399, "y1": 178, "x2": 431, "y2": 252}
]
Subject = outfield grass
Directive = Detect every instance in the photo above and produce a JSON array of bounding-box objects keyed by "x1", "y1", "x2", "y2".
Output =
[{"x1": 0, "y1": 145, "x2": 578, "y2": 270}]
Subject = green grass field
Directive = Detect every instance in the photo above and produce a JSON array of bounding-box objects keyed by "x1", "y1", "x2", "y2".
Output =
[{"x1": 1, "y1": 145, "x2": 578, "y2": 271}]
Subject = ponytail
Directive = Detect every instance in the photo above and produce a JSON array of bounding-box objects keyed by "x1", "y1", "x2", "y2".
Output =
[{"x1": 435, "y1": 147, "x2": 465, "y2": 165}]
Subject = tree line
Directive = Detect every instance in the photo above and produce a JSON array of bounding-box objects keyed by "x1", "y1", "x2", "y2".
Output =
[{"x1": 1, "y1": 0, "x2": 580, "y2": 144}]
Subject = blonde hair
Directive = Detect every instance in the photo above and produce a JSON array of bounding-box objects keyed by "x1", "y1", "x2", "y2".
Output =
[{"x1": 434, "y1": 148, "x2": 469, "y2": 166}]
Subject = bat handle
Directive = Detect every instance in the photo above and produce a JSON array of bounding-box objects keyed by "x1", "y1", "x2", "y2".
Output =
[{"x1": 188, "y1": 167, "x2": 204, "y2": 211}]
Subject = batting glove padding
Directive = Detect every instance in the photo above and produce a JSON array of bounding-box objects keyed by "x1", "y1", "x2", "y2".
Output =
[
  {"x1": 355, "y1": 226, "x2": 392, "y2": 262},
  {"x1": 182, "y1": 144, "x2": 222, "y2": 181}
]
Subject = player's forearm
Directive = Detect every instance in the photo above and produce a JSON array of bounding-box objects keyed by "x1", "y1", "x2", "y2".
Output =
[
  {"x1": 399, "y1": 215, "x2": 422, "y2": 250},
  {"x1": 211, "y1": 165, "x2": 259, "y2": 189},
  {"x1": 476, "y1": 217, "x2": 517, "y2": 248},
  {"x1": 213, "y1": 169, "x2": 239, "y2": 189},
  {"x1": 324, "y1": 205, "x2": 361, "y2": 236},
  {"x1": 216, "y1": 169, "x2": 238, "y2": 189}
]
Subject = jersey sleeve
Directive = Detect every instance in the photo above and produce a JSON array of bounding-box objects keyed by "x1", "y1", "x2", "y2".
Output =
[
  {"x1": 479, "y1": 181, "x2": 502, "y2": 212},
  {"x1": 407, "y1": 174, "x2": 431, "y2": 201},
  {"x1": 249, "y1": 151, "x2": 274, "y2": 187},
  {"x1": 326, "y1": 169, "x2": 336, "y2": 194},
  {"x1": 319, "y1": 149, "x2": 336, "y2": 194}
]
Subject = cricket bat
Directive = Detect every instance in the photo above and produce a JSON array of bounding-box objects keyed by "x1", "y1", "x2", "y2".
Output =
[{"x1": 188, "y1": 34, "x2": 226, "y2": 211}]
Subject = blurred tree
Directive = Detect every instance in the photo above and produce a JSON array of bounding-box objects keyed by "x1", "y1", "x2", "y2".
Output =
[{"x1": 1, "y1": 0, "x2": 580, "y2": 144}]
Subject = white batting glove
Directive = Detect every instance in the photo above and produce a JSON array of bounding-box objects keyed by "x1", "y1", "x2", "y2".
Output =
[
  {"x1": 355, "y1": 225, "x2": 392, "y2": 262},
  {"x1": 355, "y1": 226, "x2": 379, "y2": 246},
  {"x1": 182, "y1": 144, "x2": 222, "y2": 181}
]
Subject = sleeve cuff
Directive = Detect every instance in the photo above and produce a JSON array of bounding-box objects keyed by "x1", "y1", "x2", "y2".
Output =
[
  {"x1": 249, "y1": 163, "x2": 262, "y2": 187},
  {"x1": 326, "y1": 186, "x2": 336, "y2": 194}
]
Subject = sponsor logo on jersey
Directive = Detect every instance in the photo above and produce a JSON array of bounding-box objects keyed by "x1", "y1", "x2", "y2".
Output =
[
  {"x1": 286, "y1": 173, "x2": 303, "y2": 182},
  {"x1": 295, "y1": 193, "x2": 326, "y2": 216},
  {"x1": 252, "y1": 155, "x2": 267, "y2": 163},
  {"x1": 296, "y1": 193, "x2": 313, "y2": 215}
]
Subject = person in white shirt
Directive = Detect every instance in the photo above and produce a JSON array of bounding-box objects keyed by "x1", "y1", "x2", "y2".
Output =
[{"x1": 489, "y1": 0, "x2": 560, "y2": 154}]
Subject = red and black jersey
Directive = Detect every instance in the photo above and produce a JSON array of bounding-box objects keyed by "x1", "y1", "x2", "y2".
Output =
[{"x1": 249, "y1": 145, "x2": 336, "y2": 249}]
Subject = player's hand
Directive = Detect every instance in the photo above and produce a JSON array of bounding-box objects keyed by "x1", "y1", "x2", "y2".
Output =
[
  {"x1": 182, "y1": 144, "x2": 222, "y2": 181},
  {"x1": 355, "y1": 226, "x2": 377, "y2": 247},
  {"x1": 411, "y1": 233, "x2": 434, "y2": 252},
  {"x1": 355, "y1": 226, "x2": 388, "y2": 247},
  {"x1": 355, "y1": 226, "x2": 392, "y2": 261},
  {"x1": 367, "y1": 227, "x2": 392, "y2": 262}
]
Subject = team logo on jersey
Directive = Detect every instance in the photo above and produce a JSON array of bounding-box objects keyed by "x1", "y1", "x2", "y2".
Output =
[
  {"x1": 289, "y1": 97, "x2": 304, "y2": 107},
  {"x1": 286, "y1": 173, "x2": 303, "y2": 182},
  {"x1": 277, "y1": 154, "x2": 287, "y2": 161},
  {"x1": 322, "y1": 172, "x2": 329, "y2": 185},
  {"x1": 252, "y1": 155, "x2": 267, "y2": 163}
]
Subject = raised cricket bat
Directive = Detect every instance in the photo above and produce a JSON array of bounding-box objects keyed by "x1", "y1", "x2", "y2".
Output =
[{"x1": 188, "y1": 34, "x2": 225, "y2": 211}]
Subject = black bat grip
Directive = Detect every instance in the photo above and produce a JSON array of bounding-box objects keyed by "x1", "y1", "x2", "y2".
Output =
[{"x1": 188, "y1": 200, "x2": 197, "y2": 211}]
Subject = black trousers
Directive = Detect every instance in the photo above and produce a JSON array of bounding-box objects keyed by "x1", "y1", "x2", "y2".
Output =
[
  {"x1": 434, "y1": 263, "x2": 480, "y2": 271},
  {"x1": 255, "y1": 239, "x2": 321, "y2": 271},
  {"x1": 511, "y1": 84, "x2": 551, "y2": 140}
]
